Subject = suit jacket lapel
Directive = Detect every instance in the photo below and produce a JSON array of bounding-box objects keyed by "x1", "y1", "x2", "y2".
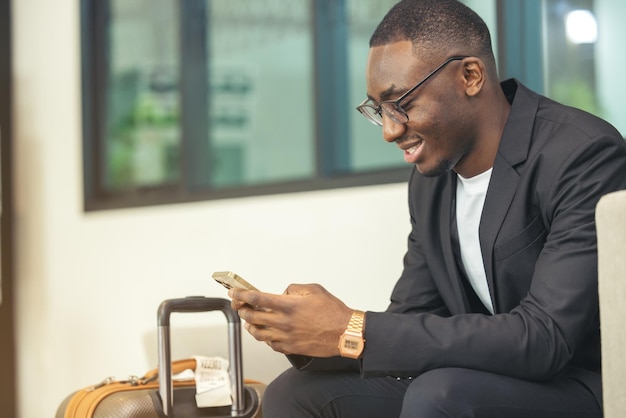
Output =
[
  {"x1": 478, "y1": 80, "x2": 539, "y2": 313},
  {"x1": 479, "y1": 161, "x2": 519, "y2": 312}
]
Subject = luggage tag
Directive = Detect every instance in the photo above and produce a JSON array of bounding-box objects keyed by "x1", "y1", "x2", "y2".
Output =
[{"x1": 192, "y1": 355, "x2": 233, "y2": 407}]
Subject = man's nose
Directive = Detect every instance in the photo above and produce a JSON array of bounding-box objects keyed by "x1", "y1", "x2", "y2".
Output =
[{"x1": 382, "y1": 115, "x2": 407, "y2": 143}]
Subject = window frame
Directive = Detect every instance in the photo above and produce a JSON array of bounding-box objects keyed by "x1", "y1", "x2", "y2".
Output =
[
  {"x1": 0, "y1": 0, "x2": 17, "y2": 416},
  {"x1": 495, "y1": 0, "x2": 544, "y2": 92}
]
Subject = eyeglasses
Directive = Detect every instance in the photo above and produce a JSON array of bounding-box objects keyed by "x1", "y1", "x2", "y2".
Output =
[{"x1": 356, "y1": 56, "x2": 469, "y2": 126}]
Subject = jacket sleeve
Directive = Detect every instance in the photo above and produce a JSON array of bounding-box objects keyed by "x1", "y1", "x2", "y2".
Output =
[{"x1": 385, "y1": 168, "x2": 451, "y2": 317}]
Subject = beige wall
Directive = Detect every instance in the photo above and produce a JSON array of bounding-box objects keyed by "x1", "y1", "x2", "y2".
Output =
[{"x1": 11, "y1": 1, "x2": 408, "y2": 417}]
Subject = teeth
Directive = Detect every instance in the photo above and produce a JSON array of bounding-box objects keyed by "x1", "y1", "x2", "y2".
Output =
[{"x1": 406, "y1": 145, "x2": 418, "y2": 154}]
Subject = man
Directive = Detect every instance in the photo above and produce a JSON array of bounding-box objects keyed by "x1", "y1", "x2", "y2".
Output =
[{"x1": 230, "y1": 0, "x2": 626, "y2": 416}]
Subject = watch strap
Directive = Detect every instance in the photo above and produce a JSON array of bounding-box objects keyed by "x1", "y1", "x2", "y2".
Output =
[{"x1": 346, "y1": 310, "x2": 365, "y2": 334}]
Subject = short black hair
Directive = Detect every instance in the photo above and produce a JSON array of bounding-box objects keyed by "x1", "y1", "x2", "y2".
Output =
[{"x1": 371, "y1": 0, "x2": 494, "y2": 64}]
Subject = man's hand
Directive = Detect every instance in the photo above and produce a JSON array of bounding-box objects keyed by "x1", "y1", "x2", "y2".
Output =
[{"x1": 229, "y1": 284, "x2": 354, "y2": 358}]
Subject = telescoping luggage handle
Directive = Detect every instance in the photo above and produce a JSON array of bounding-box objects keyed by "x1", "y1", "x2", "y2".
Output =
[{"x1": 157, "y1": 297, "x2": 245, "y2": 417}]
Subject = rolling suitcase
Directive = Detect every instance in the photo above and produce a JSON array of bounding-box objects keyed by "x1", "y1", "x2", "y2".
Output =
[{"x1": 56, "y1": 297, "x2": 263, "y2": 417}]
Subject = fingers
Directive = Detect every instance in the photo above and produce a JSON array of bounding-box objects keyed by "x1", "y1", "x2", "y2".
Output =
[
  {"x1": 229, "y1": 288, "x2": 262, "y2": 307},
  {"x1": 229, "y1": 289, "x2": 294, "y2": 352},
  {"x1": 228, "y1": 288, "x2": 258, "y2": 312},
  {"x1": 237, "y1": 303, "x2": 277, "y2": 326},
  {"x1": 244, "y1": 322, "x2": 291, "y2": 355},
  {"x1": 228, "y1": 288, "x2": 292, "y2": 312},
  {"x1": 231, "y1": 284, "x2": 326, "y2": 308},
  {"x1": 229, "y1": 283, "x2": 327, "y2": 307},
  {"x1": 243, "y1": 321, "x2": 273, "y2": 341}
]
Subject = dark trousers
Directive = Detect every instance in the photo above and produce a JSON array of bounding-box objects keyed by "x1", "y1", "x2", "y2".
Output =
[{"x1": 262, "y1": 367, "x2": 602, "y2": 418}]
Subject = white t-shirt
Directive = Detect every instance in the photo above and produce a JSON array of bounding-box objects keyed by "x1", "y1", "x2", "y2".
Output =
[{"x1": 456, "y1": 168, "x2": 494, "y2": 313}]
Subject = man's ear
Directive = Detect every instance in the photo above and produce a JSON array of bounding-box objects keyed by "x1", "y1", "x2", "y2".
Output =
[{"x1": 462, "y1": 58, "x2": 486, "y2": 97}]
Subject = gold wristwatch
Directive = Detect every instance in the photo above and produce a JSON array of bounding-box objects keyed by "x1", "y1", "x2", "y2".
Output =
[{"x1": 338, "y1": 310, "x2": 366, "y2": 359}]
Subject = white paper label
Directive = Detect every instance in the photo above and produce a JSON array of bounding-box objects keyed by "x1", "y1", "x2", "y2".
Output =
[{"x1": 193, "y1": 355, "x2": 232, "y2": 408}]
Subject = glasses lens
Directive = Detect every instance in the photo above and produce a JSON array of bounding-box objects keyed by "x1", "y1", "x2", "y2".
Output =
[
  {"x1": 381, "y1": 103, "x2": 408, "y2": 124},
  {"x1": 358, "y1": 105, "x2": 383, "y2": 126}
]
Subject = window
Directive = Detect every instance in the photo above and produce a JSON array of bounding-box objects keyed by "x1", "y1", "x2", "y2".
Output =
[
  {"x1": 542, "y1": 0, "x2": 625, "y2": 135},
  {"x1": 82, "y1": 0, "x2": 623, "y2": 211},
  {"x1": 496, "y1": 0, "x2": 625, "y2": 136},
  {"x1": 82, "y1": 0, "x2": 405, "y2": 210}
]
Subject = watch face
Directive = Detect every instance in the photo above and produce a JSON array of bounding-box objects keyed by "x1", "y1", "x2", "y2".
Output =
[{"x1": 339, "y1": 334, "x2": 363, "y2": 358}]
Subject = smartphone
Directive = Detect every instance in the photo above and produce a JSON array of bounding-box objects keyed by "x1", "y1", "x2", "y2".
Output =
[{"x1": 212, "y1": 271, "x2": 259, "y2": 291}]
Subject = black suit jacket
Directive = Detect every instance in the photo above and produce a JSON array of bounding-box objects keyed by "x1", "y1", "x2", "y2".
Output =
[{"x1": 293, "y1": 80, "x2": 626, "y2": 404}]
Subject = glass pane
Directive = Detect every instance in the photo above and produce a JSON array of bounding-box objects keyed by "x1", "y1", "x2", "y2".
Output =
[
  {"x1": 543, "y1": 0, "x2": 625, "y2": 135},
  {"x1": 106, "y1": 0, "x2": 181, "y2": 190},
  {"x1": 347, "y1": 0, "x2": 405, "y2": 172},
  {"x1": 594, "y1": 0, "x2": 626, "y2": 135},
  {"x1": 463, "y1": 0, "x2": 498, "y2": 58},
  {"x1": 205, "y1": 0, "x2": 314, "y2": 188}
]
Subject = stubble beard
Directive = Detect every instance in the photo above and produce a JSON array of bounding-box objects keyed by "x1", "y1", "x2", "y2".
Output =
[{"x1": 415, "y1": 158, "x2": 454, "y2": 178}]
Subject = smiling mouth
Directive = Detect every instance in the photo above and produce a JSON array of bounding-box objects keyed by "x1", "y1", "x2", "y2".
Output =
[
  {"x1": 405, "y1": 144, "x2": 419, "y2": 154},
  {"x1": 402, "y1": 141, "x2": 423, "y2": 154},
  {"x1": 399, "y1": 139, "x2": 425, "y2": 164}
]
